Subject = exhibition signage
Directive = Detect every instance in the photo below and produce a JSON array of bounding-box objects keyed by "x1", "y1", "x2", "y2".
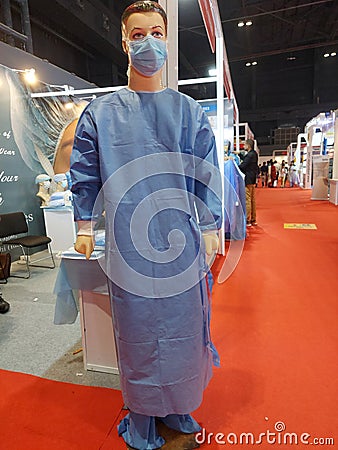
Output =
[
  {"x1": 0, "y1": 64, "x2": 83, "y2": 256},
  {"x1": 0, "y1": 65, "x2": 44, "y2": 247}
]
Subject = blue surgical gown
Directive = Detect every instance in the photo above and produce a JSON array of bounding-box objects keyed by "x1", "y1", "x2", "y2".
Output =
[{"x1": 70, "y1": 87, "x2": 222, "y2": 417}]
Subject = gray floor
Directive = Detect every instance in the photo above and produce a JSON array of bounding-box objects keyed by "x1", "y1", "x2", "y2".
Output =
[{"x1": 0, "y1": 252, "x2": 120, "y2": 390}]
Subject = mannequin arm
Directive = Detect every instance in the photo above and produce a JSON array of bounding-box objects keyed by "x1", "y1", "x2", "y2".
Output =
[
  {"x1": 74, "y1": 235, "x2": 95, "y2": 260},
  {"x1": 202, "y1": 230, "x2": 219, "y2": 255},
  {"x1": 74, "y1": 220, "x2": 95, "y2": 259}
]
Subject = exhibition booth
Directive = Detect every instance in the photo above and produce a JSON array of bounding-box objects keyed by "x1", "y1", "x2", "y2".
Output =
[{"x1": 290, "y1": 110, "x2": 337, "y2": 203}]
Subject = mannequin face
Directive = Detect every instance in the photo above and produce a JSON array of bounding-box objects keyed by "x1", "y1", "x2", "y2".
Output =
[
  {"x1": 54, "y1": 174, "x2": 68, "y2": 189},
  {"x1": 122, "y1": 12, "x2": 166, "y2": 54},
  {"x1": 42, "y1": 180, "x2": 51, "y2": 190}
]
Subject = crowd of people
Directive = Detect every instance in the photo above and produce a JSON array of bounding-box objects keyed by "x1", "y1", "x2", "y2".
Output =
[
  {"x1": 227, "y1": 143, "x2": 300, "y2": 229},
  {"x1": 257, "y1": 159, "x2": 299, "y2": 188}
]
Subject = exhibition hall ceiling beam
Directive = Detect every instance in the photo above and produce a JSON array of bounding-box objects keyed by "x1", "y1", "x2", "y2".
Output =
[
  {"x1": 241, "y1": 101, "x2": 338, "y2": 123},
  {"x1": 28, "y1": 0, "x2": 125, "y2": 66},
  {"x1": 229, "y1": 39, "x2": 338, "y2": 62},
  {"x1": 252, "y1": 3, "x2": 334, "y2": 42},
  {"x1": 220, "y1": 0, "x2": 334, "y2": 23}
]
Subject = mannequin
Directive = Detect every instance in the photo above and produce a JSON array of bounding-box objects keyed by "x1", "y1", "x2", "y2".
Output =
[
  {"x1": 35, "y1": 174, "x2": 51, "y2": 206},
  {"x1": 53, "y1": 173, "x2": 68, "y2": 192},
  {"x1": 49, "y1": 173, "x2": 72, "y2": 207},
  {"x1": 70, "y1": 2, "x2": 222, "y2": 449}
]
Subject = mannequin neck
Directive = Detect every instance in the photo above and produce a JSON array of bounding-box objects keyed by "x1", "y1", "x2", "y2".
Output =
[{"x1": 128, "y1": 67, "x2": 164, "y2": 92}]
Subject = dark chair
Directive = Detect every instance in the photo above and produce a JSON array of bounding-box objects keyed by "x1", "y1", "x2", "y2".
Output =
[{"x1": 0, "y1": 212, "x2": 55, "y2": 279}]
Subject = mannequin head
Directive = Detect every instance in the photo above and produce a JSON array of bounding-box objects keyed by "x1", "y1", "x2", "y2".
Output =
[
  {"x1": 35, "y1": 174, "x2": 51, "y2": 190},
  {"x1": 121, "y1": 1, "x2": 168, "y2": 91},
  {"x1": 122, "y1": 1, "x2": 167, "y2": 35},
  {"x1": 54, "y1": 173, "x2": 68, "y2": 192},
  {"x1": 35, "y1": 174, "x2": 51, "y2": 206}
]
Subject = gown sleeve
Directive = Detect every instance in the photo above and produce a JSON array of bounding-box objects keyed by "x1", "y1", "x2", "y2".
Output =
[
  {"x1": 193, "y1": 108, "x2": 223, "y2": 231},
  {"x1": 70, "y1": 108, "x2": 103, "y2": 222}
]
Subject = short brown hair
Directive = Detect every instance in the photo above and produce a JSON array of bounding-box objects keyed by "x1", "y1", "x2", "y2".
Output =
[
  {"x1": 122, "y1": 1, "x2": 167, "y2": 32},
  {"x1": 245, "y1": 139, "x2": 254, "y2": 150}
]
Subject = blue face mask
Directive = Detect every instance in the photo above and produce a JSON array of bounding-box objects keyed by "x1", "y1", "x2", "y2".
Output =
[{"x1": 128, "y1": 35, "x2": 167, "y2": 77}]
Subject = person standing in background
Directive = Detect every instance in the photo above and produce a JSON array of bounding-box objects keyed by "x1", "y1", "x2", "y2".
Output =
[
  {"x1": 260, "y1": 161, "x2": 268, "y2": 187},
  {"x1": 281, "y1": 161, "x2": 288, "y2": 188},
  {"x1": 289, "y1": 161, "x2": 299, "y2": 187},
  {"x1": 239, "y1": 139, "x2": 258, "y2": 227}
]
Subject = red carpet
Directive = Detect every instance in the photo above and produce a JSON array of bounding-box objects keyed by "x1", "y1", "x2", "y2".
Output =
[
  {"x1": 195, "y1": 187, "x2": 338, "y2": 448},
  {"x1": 0, "y1": 369, "x2": 124, "y2": 449},
  {"x1": 1, "y1": 187, "x2": 337, "y2": 449}
]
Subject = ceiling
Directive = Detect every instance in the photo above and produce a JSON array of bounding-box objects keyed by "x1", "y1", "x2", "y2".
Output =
[{"x1": 1, "y1": 0, "x2": 338, "y2": 148}]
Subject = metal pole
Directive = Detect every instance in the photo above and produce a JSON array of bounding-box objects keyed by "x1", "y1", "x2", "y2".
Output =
[
  {"x1": 216, "y1": 35, "x2": 225, "y2": 254},
  {"x1": 14, "y1": 0, "x2": 34, "y2": 53},
  {"x1": 2, "y1": 0, "x2": 15, "y2": 46},
  {"x1": 0, "y1": 21, "x2": 28, "y2": 43}
]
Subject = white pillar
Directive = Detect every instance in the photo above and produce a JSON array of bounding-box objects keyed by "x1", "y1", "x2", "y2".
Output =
[
  {"x1": 216, "y1": 36, "x2": 225, "y2": 254},
  {"x1": 159, "y1": 0, "x2": 178, "y2": 90},
  {"x1": 333, "y1": 110, "x2": 338, "y2": 179}
]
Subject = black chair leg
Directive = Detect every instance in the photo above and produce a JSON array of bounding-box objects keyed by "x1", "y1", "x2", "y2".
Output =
[
  {"x1": 29, "y1": 244, "x2": 56, "y2": 270},
  {"x1": 11, "y1": 245, "x2": 55, "y2": 279},
  {"x1": 10, "y1": 246, "x2": 30, "y2": 279}
]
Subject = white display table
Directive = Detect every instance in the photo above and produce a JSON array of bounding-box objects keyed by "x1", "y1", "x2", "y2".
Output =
[
  {"x1": 43, "y1": 206, "x2": 77, "y2": 254},
  {"x1": 329, "y1": 179, "x2": 338, "y2": 205},
  {"x1": 53, "y1": 250, "x2": 118, "y2": 374}
]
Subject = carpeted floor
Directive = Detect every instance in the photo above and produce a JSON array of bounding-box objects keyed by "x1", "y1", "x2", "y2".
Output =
[
  {"x1": 194, "y1": 187, "x2": 338, "y2": 448},
  {"x1": 1, "y1": 187, "x2": 337, "y2": 449},
  {"x1": 0, "y1": 369, "x2": 124, "y2": 450}
]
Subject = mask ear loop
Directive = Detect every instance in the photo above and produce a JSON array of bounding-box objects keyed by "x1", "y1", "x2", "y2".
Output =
[{"x1": 121, "y1": 36, "x2": 131, "y2": 77}]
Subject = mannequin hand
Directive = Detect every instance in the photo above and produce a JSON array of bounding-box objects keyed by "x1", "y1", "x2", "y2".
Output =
[
  {"x1": 74, "y1": 235, "x2": 95, "y2": 260},
  {"x1": 202, "y1": 231, "x2": 219, "y2": 256}
]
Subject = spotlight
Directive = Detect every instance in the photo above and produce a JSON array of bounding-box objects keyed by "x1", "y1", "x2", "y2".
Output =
[
  {"x1": 324, "y1": 53, "x2": 330, "y2": 57},
  {"x1": 64, "y1": 102, "x2": 74, "y2": 110},
  {"x1": 331, "y1": 52, "x2": 337, "y2": 57},
  {"x1": 238, "y1": 21, "x2": 245, "y2": 27},
  {"x1": 245, "y1": 20, "x2": 252, "y2": 26},
  {"x1": 246, "y1": 62, "x2": 251, "y2": 67},
  {"x1": 252, "y1": 61, "x2": 257, "y2": 65},
  {"x1": 23, "y1": 68, "x2": 37, "y2": 84}
]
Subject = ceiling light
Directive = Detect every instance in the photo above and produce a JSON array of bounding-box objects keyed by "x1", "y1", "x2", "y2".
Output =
[
  {"x1": 246, "y1": 62, "x2": 251, "y2": 67},
  {"x1": 238, "y1": 21, "x2": 245, "y2": 27},
  {"x1": 287, "y1": 56, "x2": 296, "y2": 61},
  {"x1": 252, "y1": 61, "x2": 257, "y2": 65},
  {"x1": 324, "y1": 53, "x2": 330, "y2": 57},
  {"x1": 246, "y1": 20, "x2": 252, "y2": 26},
  {"x1": 331, "y1": 52, "x2": 337, "y2": 57},
  {"x1": 209, "y1": 68, "x2": 217, "y2": 76}
]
